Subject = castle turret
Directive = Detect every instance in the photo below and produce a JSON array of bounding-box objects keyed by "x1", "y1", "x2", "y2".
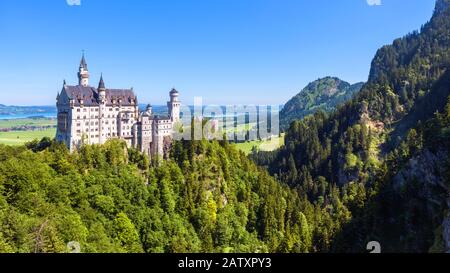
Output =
[
  {"x1": 98, "y1": 73, "x2": 106, "y2": 103},
  {"x1": 145, "y1": 104, "x2": 153, "y2": 116},
  {"x1": 168, "y1": 88, "x2": 181, "y2": 122},
  {"x1": 78, "y1": 53, "x2": 89, "y2": 87},
  {"x1": 97, "y1": 74, "x2": 107, "y2": 144}
]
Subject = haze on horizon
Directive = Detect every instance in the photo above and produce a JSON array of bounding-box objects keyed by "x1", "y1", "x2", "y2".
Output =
[{"x1": 0, "y1": 0, "x2": 436, "y2": 106}]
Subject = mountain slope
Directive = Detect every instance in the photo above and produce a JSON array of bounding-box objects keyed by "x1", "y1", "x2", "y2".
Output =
[
  {"x1": 253, "y1": 0, "x2": 450, "y2": 186},
  {"x1": 251, "y1": 0, "x2": 450, "y2": 252},
  {"x1": 280, "y1": 77, "x2": 364, "y2": 130}
]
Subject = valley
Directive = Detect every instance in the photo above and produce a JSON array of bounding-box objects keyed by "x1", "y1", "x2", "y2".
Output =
[{"x1": 0, "y1": 0, "x2": 449, "y2": 254}]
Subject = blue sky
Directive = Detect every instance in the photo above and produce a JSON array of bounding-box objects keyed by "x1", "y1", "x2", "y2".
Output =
[{"x1": 0, "y1": 0, "x2": 436, "y2": 106}]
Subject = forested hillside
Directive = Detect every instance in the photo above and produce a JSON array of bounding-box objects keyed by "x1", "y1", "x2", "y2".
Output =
[
  {"x1": 0, "y1": 137, "x2": 360, "y2": 253},
  {"x1": 334, "y1": 97, "x2": 450, "y2": 252},
  {"x1": 280, "y1": 77, "x2": 363, "y2": 131},
  {"x1": 250, "y1": 0, "x2": 450, "y2": 252}
]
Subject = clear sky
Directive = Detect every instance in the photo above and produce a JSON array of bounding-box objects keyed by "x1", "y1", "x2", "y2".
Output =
[{"x1": 0, "y1": 0, "x2": 436, "y2": 106}]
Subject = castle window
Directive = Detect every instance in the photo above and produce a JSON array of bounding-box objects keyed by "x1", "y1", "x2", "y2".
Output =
[{"x1": 77, "y1": 109, "x2": 80, "y2": 112}]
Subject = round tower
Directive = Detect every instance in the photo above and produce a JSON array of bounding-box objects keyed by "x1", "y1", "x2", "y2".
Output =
[
  {"x1": 168, "y1": 88, "x2": 181, "y2": 123},
  {"x1": 78, "y1": 53, "x2": 89, "y2": 87}
]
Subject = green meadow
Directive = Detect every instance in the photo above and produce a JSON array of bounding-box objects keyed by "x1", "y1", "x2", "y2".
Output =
[
  {"x1": 0, "y1": 118, "x2": 57, "y2": 146},
  {"x1": 0, "y1": 128, "x2": 56, "y2": 146},
  {"x1": 234, "y1": 133, "x2": 285, "y2": 155},
  {"x1": 0, "y1": 118, "x2": 56, "y2": 129}
]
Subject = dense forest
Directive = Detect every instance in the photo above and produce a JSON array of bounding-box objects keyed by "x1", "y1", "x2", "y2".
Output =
[
  {"x1": 250, "y1": 0, "x2": 450, "y2": 252},
  {"x1": 280, "y1": 77, "x2": 364, "y2": 131},
  {"x1": 0, "y1": 136, "x2": 359, "y2": 253}
]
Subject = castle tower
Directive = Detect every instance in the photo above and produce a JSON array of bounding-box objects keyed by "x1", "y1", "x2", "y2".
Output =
[
  {"x1": 78, "y1": 53, "x2": 89, "y2": 87},
  {"x1": 168, "y1": 88, "x2": 181, "y2": 123},
  {"x1": 98, "y1": 73, "x2": 106, "y2": 103},
  {"x1": 98, "y1": 74, "x2": 107, "y2": 144},
  {"x1": 145, "y1": 104, "x2": 153, "y2": 116}
]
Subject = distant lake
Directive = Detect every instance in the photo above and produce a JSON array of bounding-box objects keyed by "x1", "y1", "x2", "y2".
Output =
[{"x1": 0, "y1": 112, "x2": 57, "y2": 120}]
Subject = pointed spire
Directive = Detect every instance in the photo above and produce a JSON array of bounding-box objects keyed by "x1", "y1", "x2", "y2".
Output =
[
  {"x1": 98, "y1": 73, "x2": 105, "y2": 90},
  {"x1": 80, "y1": 51, "x2": 87, "y2": 69},
  {"x1": 63, "y1": 79, "x2": 67, "y2": 86}
]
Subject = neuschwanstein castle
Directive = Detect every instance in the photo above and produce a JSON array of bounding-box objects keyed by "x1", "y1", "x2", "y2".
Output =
[{"x1": 56, "y1": 54, "x2": 181, "y2": 158}]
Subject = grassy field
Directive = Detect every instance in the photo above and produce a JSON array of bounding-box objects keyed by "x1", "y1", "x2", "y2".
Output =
[
  {"x1": 0, "y1": 118, "x2": 57, "y2": 146},
  {"x1": 235, "y1": 134, "x2": 285, "y2": 155},
  {"x1": 0, "y1": 128, "x2": 56, "y2": 146},
  {"x1": 0, "y1": 118, "x2": 56, "y2": 129}
]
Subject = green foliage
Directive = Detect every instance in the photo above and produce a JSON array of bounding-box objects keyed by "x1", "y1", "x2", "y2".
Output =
[
  {"x1": 345, "y1": 153, "x2": 359, "y2": 170},
  {"x1": 0, "y1": 137, "x2": 343, "y2": 253},
  {"x1": 113, "y1": 212, "x2": 143, "y2": 253}
]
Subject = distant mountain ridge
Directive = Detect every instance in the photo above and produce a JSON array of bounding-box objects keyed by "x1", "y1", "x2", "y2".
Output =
[
  {"x1": 280, "y1": 77, "x2": 364, "y2": 130},
  {"x1": 0, "y1": 105, "x2": 56, "y2": 117}
]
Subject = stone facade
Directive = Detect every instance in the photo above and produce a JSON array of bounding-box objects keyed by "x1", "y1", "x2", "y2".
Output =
[{"x1": 56, "y1": 54, "x2": 181, "y2": 159}]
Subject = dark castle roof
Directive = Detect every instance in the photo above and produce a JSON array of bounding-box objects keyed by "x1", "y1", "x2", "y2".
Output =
[
  {"x1": 152, "y1": 114, "x2": 171, "y2": 120},
  {"x1": 64, "y1": 85, "x2": 137, "y2": 107}
]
